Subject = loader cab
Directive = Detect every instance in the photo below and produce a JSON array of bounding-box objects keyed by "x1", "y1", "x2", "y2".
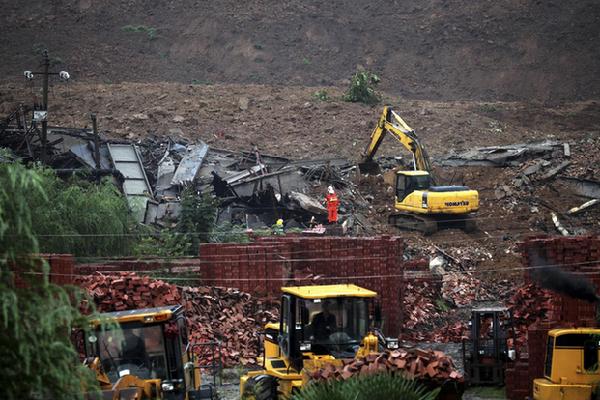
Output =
[
  {"x1": 533, "y1": 328, "x2": 600, "y2": 400},
  {"x1": 395, "y1": 170, "x2": 431, "y2": 201},
  {"x1": 277, "y1": 284, "x2": 377, "y2": 371},
  {"x1": 85, "y1": 305, "x2": 213, "y2": 399}
]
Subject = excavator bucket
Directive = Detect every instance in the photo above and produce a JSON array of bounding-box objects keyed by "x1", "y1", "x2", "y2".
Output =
[{"x1": 358, "y1": 160, "x2": 381, "y2": 174}]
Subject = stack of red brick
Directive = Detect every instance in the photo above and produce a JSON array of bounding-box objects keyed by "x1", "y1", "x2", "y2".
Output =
[
  {"x1": 198, "y1": 236, "x2": 442, "y2": 337},
  {"x1": 307, "y1": 348, "x2": 463, "y2": 385},
  {"x1": 77, "y1": 236, "x2": 444, "y2": 338},
  {"x1": 13, "y1": 254, "x2": 75, "y2": 288},
  {"x1": 78, "y1": 272, "x2": 279, "y2": 367},
  {"x1": 505, "y1": 236, "x2": 600, "y2": 400}
]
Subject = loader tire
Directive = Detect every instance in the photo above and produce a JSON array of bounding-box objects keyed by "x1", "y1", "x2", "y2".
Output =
[{"x1": 244, "y1": 375, "x2": 278, "y2": 400}]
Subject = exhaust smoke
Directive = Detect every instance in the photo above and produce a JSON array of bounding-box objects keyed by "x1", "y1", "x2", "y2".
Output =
[{"x1": 528, "y1": 247, "x2": 599, "y2": 303}]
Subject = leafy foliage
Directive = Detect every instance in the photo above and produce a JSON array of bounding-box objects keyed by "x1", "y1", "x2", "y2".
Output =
[
  {"x1": 24, "y1": 168, "x2": 135, "y2": 257},
  {"x1": 313, "y1": 89, "x2": 331, "y2": 102},
  {"x1": 344, "y1": 71, "x2": 381, "y2": 105},
  {"x1": 210, "y1": 222, "x2": 250, "y2": 243},
  {"x1": 0, "y1": 161, "x2": 100, "y2": 399},
  {"x1": 292, "y1": 373, "x2": 440, "y2": 400},
  {"x1": 176, "y1": 188, "x2": 218, "y2": 255}
]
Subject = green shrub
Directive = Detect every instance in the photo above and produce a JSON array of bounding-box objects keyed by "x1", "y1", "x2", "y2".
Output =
[
  {"x1": 210, "y1": 222, "x2": 250, "y2": 243},
  {"x1": 313, "y1": 89, "x2": 330, "y2": 102},
  {"x1": 479, "y1": 104, "x2": 497, "y2": 113},
  {"x1": 344, "y1": 71, "x2": 381, "y2": 105},
  {"x1": 122, "y1": 25, "x2": 158, "y2": 40},
  {"x1": 292, "y1": 373, "x2": 440, "y2": 400}
]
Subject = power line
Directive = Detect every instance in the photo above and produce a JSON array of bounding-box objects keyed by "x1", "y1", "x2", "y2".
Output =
[{"x1": 26, "y1": 257, "x2": 600, "y2": 281}]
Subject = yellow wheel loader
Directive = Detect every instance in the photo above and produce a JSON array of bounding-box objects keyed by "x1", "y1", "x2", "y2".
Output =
[
  {"x1": 533, "y1": 328, "x2": 600, "y2": 400},
  {"x1": 360, "y1": 106, "x2": 479, "y2": 234},
  {"x1": 239, "y1": 284, "x2": 399, "y2": 399},
  {"x1": 83, "y1": 305, "x2": 216, "y2": 400}
]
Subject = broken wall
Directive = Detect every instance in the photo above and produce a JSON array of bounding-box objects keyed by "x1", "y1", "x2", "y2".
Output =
[{"x1": 505, "y1": 236, "x2": 600, "y2": 400}]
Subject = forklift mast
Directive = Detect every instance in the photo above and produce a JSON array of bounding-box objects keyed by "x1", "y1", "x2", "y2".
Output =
[{"x1": 462, "y1": 307, "x2": 514, "y2": 386}]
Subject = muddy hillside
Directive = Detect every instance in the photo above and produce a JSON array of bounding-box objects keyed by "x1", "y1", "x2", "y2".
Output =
[{"x1": 2, "y1": 0, "x2": 600, "y2": 101}]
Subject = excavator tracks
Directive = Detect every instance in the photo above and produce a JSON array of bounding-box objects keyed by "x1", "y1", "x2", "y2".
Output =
[{"x1": 388, "y1": 213, "x2": 476, "y2": 235}]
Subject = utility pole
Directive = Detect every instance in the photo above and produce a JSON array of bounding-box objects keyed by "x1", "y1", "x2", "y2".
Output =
[
  {"x1": 41, "y1": 51, "x2": 50, "y2": 163},
  {"x1": 24, "y1": 50, "x2": 70, "y2": 163},
  {"x1": 91, "y1": 113, "x2": 101, "y2": 169}
]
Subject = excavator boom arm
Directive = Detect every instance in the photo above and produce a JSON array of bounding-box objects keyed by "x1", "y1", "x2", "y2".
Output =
[{"x1": 361, "y1": 106, "x2": 433, "y2": 173}]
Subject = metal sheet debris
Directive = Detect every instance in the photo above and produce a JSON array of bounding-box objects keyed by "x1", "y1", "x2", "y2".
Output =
[
  {"x1": 106, "y1": 143, "x2": 154, "y2": 222},
  {"x1": 170, "y1": 141, "x2": 209, "y2": 185}
]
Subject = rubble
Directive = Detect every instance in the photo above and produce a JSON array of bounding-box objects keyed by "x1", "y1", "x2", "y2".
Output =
[
  {"x1": 440, "y1": 141, "x2": 562, "y2": 167},
  {"x1": 306, "y1": 348, "x2": 464, "y2": 385},
  {"x1": 504, "y1": 283, "x2": 552, "y2": 350},
  {"x1": 77, "y1": 272, "x2": 279, "y2": 367}
]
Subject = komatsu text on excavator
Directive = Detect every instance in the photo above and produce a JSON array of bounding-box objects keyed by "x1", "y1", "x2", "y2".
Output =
[{"x1": 360, "y1": 106, "x2": 479, "y2": 234}]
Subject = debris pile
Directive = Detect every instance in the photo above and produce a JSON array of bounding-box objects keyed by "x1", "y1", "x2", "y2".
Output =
[
  {"x1": 182, "y1": 286, "x2": 278, "y2": 366},
  {"x1": 307, "y1": 348, "x2": 463, "y2": 385},
  {"x1": 505, "y1": 283, "x2": 552, "y2": 348},
  {"x1": 78, "y1": 272, "x2": 279, "y2": 367},
  {"x1": 401, "y1": 279, "x2": 468, "y2": 343},
  {"x1": 80, "y1": 272, "x2": 181, "y2": 311},
  {"x1": 442, "y1": 272, "x2": 493, "y2": 307}
]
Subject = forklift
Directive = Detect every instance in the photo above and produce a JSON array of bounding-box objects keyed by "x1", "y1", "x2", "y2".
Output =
[{"x1": 462, "y1": 306, "x2": 515, "y2": 385}]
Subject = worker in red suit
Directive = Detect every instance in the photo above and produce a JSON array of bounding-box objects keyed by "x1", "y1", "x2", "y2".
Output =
[{"x1": 326, "y1": 186, "x2": 339, "y2": 223}]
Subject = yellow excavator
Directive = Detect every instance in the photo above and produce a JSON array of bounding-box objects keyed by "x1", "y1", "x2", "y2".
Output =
[
  {"x1": 360, "y1": 106, "x2": 479, "y2": 234},
  {"x1": 240, "y1": 284, "x2": 399, "y2": 399},
  {"x1": 83, "y1": 305, "x2": 215, "y2": 400},
  {"x1": 533, "y1": 328, "x2": 600, "y2": 400}
]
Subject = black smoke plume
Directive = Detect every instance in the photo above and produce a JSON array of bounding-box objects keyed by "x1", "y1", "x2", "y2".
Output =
[{"x1": 528, "y1": 247, "x2": 599, "y2": 303}]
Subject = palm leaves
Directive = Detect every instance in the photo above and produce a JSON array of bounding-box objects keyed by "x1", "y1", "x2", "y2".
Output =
[{"x1": 293, "y1": 373, "x2": 440, "y2": 400}]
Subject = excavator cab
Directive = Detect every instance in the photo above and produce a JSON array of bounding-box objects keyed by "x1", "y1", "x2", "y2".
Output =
[
  {"x1": 84, "y1": 305, "x2": 215, "y2": 400},
  {"x1": 241, "y1": 284, "x2": 398, "y2": 399},
  {"x1": 395, "y1": 171, "x2": 432, "y2": 201}
]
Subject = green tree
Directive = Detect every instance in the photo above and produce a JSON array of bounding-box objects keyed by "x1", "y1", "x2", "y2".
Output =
[
  {"x1": 25, "y1": 168, "x2": 135, "y2": 257},
  {"x1": 0, "y1": 161, "x2": 100, "y2": 399},
  {"x1": 344, "y1": 71, "x2": 381, "y2": 105},
  {"x1": 176, "y1": 188, "x2": 218, "y2": 255}
]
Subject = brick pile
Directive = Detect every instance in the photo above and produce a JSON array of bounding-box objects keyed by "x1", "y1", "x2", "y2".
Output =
[
  {"x1": 80, "y1": 272, "x2": 181, "y2": 311},
  {"x1": 78, "y1": 272, "x2": 279, "y2": 367},
  {"x1": 505, "y1": 283, "x2": 553, "y2": 351},
  {"x1": 505, "y1": 236, "x2": 600, "y2": 400},
  {"x1": 402, "y1": 261, "x2": 469, "y2": 343},
  {"x1": 77, "y1": 236, "x2": 444, "y2": 338},
  {"x1": 307, "y1": 348, "x2": 463, "y2": 385},
  {"x1": 197, "y1": 236, "x2": 442, "y2": 337},
  {"x1": 182, "y1": 286, "x2": 278, "y2": 366}
]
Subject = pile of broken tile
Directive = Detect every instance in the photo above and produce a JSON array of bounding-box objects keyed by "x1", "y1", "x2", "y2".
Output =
[
  {"x1": 307, "y1": 348, "x2": 463, "y2": 384},
  {"x1": 78, "y1": 272, "x2": 279, "y2": 367}
]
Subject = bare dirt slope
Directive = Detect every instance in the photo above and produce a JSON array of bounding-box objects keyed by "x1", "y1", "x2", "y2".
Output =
[{"x1": 2, "y1": 0, "x2": 600, "y2": 101}]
